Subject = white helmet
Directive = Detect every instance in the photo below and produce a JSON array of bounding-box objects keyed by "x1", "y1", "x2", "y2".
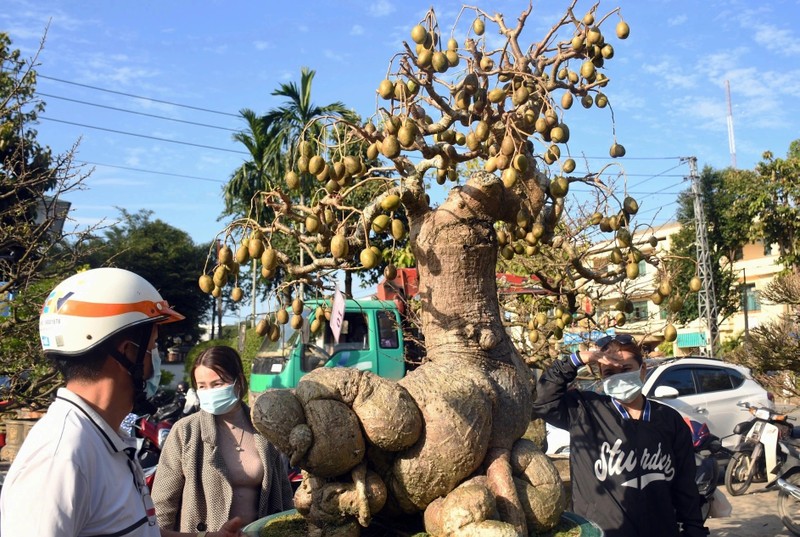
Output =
[{"x1": 40, "y1": 267, "x2": 184, "y2": 356}]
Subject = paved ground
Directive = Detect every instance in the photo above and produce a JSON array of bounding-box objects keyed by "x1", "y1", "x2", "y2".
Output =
[{"x1": 706, "y1": 482, "x2": 796, "y2": 536}]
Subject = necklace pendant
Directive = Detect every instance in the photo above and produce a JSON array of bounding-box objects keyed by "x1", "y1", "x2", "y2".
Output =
[{"x1": 235, "y1": 446, "x2": 244, "y2": 452}]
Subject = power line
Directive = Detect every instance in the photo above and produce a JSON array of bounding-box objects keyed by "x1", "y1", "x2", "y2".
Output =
[
  {"x1": 38, "y1": 74, "x2": 241, "y2": 118},
  {"x1": 77, "y1": 160, "x2": 226, "y2": 184},
  {"x1": 40, "y1": 117, "x2": 249, "y2": 155},
  {"x1": 37, "y1": 92, "x2": 239, "y2": 132}
]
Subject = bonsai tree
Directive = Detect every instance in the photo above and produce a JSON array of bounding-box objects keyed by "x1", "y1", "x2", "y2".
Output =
[{"x1": 202, "y1": 3, "x2": 663, "y2": 536}]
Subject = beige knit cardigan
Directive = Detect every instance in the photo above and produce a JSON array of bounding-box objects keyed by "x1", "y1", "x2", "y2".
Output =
[{"x1": 151, "y1": 407, "x2": 294, "y2": 532}]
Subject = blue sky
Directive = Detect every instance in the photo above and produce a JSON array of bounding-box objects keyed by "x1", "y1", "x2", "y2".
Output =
[{"x1": 4, "y1": 0, "x2": 800, "y2": 271}]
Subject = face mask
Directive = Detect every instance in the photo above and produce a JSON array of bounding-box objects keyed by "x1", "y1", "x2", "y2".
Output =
[
  {"x1": 602, "y1": 367, "x2": 644, "y2": 403},
  {"x1": 197, "y1": 383, "x2": 240, "y2": 415},
  {"x1": 145, "y1": 348, "x2": 161, "y2": 399}
]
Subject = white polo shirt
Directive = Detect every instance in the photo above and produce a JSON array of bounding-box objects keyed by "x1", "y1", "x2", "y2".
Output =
[{"x1": 0, "y1": 388, "x2": 159, "y2": 537}]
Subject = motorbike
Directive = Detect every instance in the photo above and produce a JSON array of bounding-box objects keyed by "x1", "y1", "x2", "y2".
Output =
[
  {"x1": 724, "y1": 401, "x2": 795, "y2": 496},
  {"x1": 776, "y1": 432, "x2": 800, "y2": 535},
  {"x1": 686, "y1": 418, "x2": 725, "y2": 520},
  {"x1": 133, "y1": 389, "x2": 186, "y2": 487}
]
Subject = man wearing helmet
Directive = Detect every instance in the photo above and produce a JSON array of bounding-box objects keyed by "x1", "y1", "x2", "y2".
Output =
[{"x1": 0, "y1": 268, "x2": 242, "y2": 537}]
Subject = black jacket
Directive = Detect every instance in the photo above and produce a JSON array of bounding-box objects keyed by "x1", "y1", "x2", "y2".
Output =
[{"x1": 533, "y1": 354, "x2": 709, "y2": 537}]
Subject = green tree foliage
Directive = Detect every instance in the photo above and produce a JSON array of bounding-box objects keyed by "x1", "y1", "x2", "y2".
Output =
[
  {"x1": 1, "y1": 33, "x2": 94, "y2": 411},
  {"x1": 666, "y1": 166, "x2": 750, "y2": 324},
  {"x1": 740, "y1": 140, "x2": 800, "y2": 272},
  {"x1": 729, "y1": 274, "x2": 800, "y2": 396},
  {"x1": 82, "y1": 209, "x2": 212, "y2": 343},
  {"x1": 221, "y1": 68, "x2": 393, "y2": 298}
]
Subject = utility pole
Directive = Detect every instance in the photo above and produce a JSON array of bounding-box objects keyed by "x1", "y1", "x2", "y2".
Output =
[{"x1": 686, "y1": 156, "x2": 720, "y2": 356}]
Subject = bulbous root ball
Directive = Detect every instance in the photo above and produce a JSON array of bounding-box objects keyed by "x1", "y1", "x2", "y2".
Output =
[
  {"x1": 295, "y1": 463, "x2": 388, "y2": 533},
  {"x1": 422, "y1": 440, "x2": 565, "y2": 536},
  {"x1": 252, "y1": 367, "x2": 423, "y2": 476}
]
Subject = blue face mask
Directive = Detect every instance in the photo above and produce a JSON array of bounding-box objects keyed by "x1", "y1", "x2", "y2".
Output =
[
  {"x1": 145, "y1": 349, "x2": 161, "y2": 399},
  {"x1": 197, "y1": 383, "x2": 240, "y2": 415},
  {"x1": 602, "y1": 367, "x2": 644, "y2": 403}
]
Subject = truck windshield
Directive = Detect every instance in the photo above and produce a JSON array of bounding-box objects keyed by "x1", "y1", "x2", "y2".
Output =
[{"x1": 256, "y1": 325, "x2": 300, "y2": 358}]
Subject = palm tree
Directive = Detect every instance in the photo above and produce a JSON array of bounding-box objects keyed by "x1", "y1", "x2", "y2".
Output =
[
  {"x1": 225, "y1": 67, "x2": 357, "y2": 219},
  {"x1": 223, "y1": 109, "x2": 277, "y2": 217},
  {"x1": 262, "y1": 67, "x2": 357, "y2": 173}
]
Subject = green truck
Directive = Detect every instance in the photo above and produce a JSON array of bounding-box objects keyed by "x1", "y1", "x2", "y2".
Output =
[{"x1": 249, "y1": 298, "x2": 408, "y2": 395}]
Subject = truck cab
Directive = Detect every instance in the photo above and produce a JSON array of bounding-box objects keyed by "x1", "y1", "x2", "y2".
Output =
[{"x1": 250, "y1": 299, "x2": 406, "y2": 396}]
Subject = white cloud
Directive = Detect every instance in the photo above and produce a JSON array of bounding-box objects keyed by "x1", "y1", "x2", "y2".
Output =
[
  {"x1": 368, "y1": 0, "x2": 395, "y2": 17},
  {"x1": 253, "y1": 40, "x2": 272, "y2": 51},
  {"x1": 297, "y1": 24, "x2": 309, "y2": 33},
  {"x1": 752, "y1": 23, "x2": 800, "y2": 55},
  {"x1": 350, "y1": 25, "x2": 364, "y2": 36},
  {"x1": 667, "y1": 14, "x2": 688, "y2": 27},
  {"x1": 323, "y1": 49, "x2": 346, "y2": 63},
  {"x1": 641, "y1": 59, "x2": 697, "y2": 90}
]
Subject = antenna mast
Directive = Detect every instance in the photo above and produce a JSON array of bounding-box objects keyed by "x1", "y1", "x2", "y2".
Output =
[
  {"x1": 685, "y1": 156, "x2": 719, "y2": 356},
  {"x1": 726, "y1": 80, "x2": 737, "y2": 169}
]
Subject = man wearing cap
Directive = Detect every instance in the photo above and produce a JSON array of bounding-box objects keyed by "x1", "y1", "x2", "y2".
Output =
[
  {"x1": 533, "y1": 333, "x2": 708, "y2": 537},
  {"x1": 0, "y1": 268, "x2": 242, "y2": 537}
]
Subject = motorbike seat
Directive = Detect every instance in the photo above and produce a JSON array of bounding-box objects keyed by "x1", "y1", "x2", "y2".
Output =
[{"x1": 791, "y1": 427, "x2": 800, "y2": 440}]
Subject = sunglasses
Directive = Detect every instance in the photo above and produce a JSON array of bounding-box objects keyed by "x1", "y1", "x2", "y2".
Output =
[{"x1": 594, "y1": 334, "x2": 635, "y2": 348}]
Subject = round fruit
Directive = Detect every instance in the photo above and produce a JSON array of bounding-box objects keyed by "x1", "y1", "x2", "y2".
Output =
[
  {"x1": 199, "y1": 274, "x2": 214, "y2": 294},
  {"x1": 610, "y1": 143, "x2": 626, "y2": 158},
  {"x1": 235, "y1": 245, "x2": 250, "y2": 265},
  {"x1": 563, "y1": 158, "x2": 576, "y2": 174},
  {"x1": 231, "y1": 287, "x2": 243, "y2": 302},
  {"x1": 626, "y1": 262, "x2": 640, "y2": 280},
  {"x1": 261, "y1": 248, "x2": 278, "y2": 270},
  {"x1": 669, "y1": 296, "x2": 684, "y2": 313},
  {"x1": 248, "y1": 237, "x2": 265, "y2": 259},
  {"x1": 391, "y1": 219, "x2": 406, "y2": 240},
  {"x1": 285, "y1": 171, "x2": 300, "y2": 190},
  {"x1": 255, "y1": 319, "x2": 269, "y2": 337},
  {"x1": 372, "y1": 214, "x2": 391, "y2": 234},
  {"x1": 664, "y1": 323, "x2": 677, "y2": 342},
  {"x1": 305, "y1": 215, "x2": 320, "y2": 234},
  {"x1": 381, "y1": 194, "x2": 401, "y2": 211},
  {"x1": 473, "y1": 18, "x2": 485, "y2": 36},
  {"x1": 658, "y1": 280, "x2": 673, "y2": 297},
  {"x1": 502, "y1": 168, "x2": 518, "y2": 189},
  {"x1": 651, "y1": 292, "x2": 664, "y2": 305},
  {"x1": 488, "y1": 88, "x2": 506, "y2": 103},
  {"x1": 623, "y1": 196, "x2": 639, "y2": 215},
  {"x1": 290, "y1": 314, "x2": 303, "y2": 330},
  {"x1": 549, "y1": 176, "x2": 569, "y2": 198},
  {"x1": 384, "y1": 264, "x2": 397, "y2": 280},
  {"x1": 360, "y1": 247, "x2": 380, "y2": 269},
  {"x1": 411, "y1": 24, "x2": 427, "y2": 44},
  {"x1": 378, "y1": 79, "x2": 394, "y2": 99},
  {"x1": 276, "y1": 308, "x2": 289, "y2": 325},
  {"x1": 689, "y1": 276, "x2": 702, "y2": 293},
  {"x1": 331, "y1": 234, "x2": 349, "y2": 259},
  {"x1": 292, "y1": 297, "x2": 304, "y2": 315},
  {"x1": 616, "y1": 21, "x2": 630, "y2": 39},
  {"x1": 218, "y1": 245, "x2": 233, "y2": 265},
  {"x1": 580, "y1": 61, "x2": 596, "y2": 79}
]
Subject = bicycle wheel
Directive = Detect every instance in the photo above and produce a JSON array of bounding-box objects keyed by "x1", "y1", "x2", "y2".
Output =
[
  {"x1": 725, "y1": 451, "x2": 755, "y2": 496},
  {"x1": 778, "y1": 473, "x2": 800, "y2": 536}
]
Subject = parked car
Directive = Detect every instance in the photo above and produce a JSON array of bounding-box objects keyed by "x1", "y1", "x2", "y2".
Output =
[
  {"x1": 643, "y1": 357, "x2": 774, "y2": 448},
  {"x1": 541, "y1": 356, "x2": 773, "y2": 454}
]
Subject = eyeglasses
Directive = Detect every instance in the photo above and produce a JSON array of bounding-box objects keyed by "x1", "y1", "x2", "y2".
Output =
[{"x1": 594, "y1": 334, "x2": 636, "y2": 348}]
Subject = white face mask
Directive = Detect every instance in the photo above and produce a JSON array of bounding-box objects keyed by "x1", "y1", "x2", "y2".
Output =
[
  {"x1": 602, "y1": 367, "x2": 644, "y2": 403},
  {"x1": 145, "y1": 348, "x2": 161, "y2": 399}
]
